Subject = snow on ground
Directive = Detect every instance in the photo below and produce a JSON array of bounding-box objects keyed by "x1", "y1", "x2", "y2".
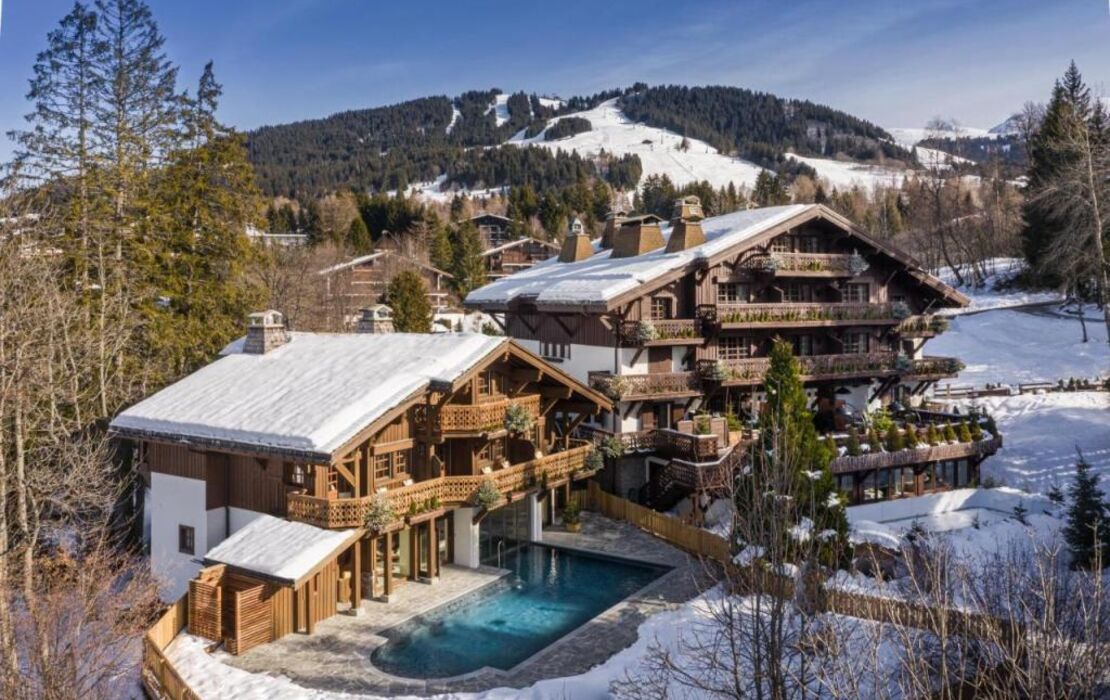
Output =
[
  {"x1": 486, "y1": 94, "x2": 510, "y2": 127},
  {"x1": 914, "y1": 145, "x2": 975, "y2": 169},
  {"x1": 928, "y1": 308, "x2": 1108, "y2": 385},
  {"x1": 166, "y1": 586, "x2": 914, "y2": 700},
  {"x1": 446, "y1": 105, "x2": 461, "y2": 134},
  {"x1": 953, "y1": 392, "x2": 1110, "y2": 494},
  {"x1": 886, "y1": 126, "x2": 994, "y2": 150},
  {"x1": 508, "y1": 98, "x2": 913, "y2": 192},
  {"x1": 932, "y1": 257, "x2": 1062, "y2": 313}
]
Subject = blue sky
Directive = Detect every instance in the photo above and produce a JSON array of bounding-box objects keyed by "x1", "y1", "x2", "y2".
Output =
[{"x1": 1, "y1": 0, "x2": 1108, "y2": 161}]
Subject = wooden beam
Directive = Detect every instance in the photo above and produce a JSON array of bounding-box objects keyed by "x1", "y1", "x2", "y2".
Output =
[
  {"x1": 539, "y1": 385, "x2": 572, "y2": 400},
  {"x1": 383, "y1": 531, "x2": 393, "y2": 596},
  {"x1": 511, "y1": 367, "x2": 544, "y2": 383},
  {"x1": 352, "y1": 540, "x2": 362, "y2": 609},
  {"x1": 428, "y1": 521, "x2": 438, "y2": 579},
  {"x1": 334, "y1": 461, "x2": 357, "y2": 492}
]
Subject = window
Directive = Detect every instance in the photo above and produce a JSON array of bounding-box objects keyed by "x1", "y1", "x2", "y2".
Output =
[
  {"x1": 771, "y1": 236, "x2": 792, "y2": 253},
  {"x1": 843, "y1": 283, "x2": 870, "y2": 304},
  {"x1": 792, "y1": 335, "x2": 814, "y2": 356},
  {"x1": 782, "y1": 283, "x2": 813, "y2": 303},
  {"x1": 374, "y1": 453, "x2": 392, "y2": 481},
  {"x1": 798, "y1": 236, "x2": 821, "y2": 253},
  {"x1": 392, "y1": 449, "x2": 409, "y2": 475},
  {"x1": 842, "y1": 331, "x2": 870, "y2": 354},
  {"x1": 477, "y1": 370, "x2": 502, "y2": 398},
  {"x1": 650, "y1": 297, "x2": 673, "y2": 320},
  {"x1": 490, "y1": 439, "x2": 505, "y2": 463},
  {"x1": 717, "y1": 282, "x2": 750, "y2": 304},
  {"x1": 178, "y1": 525, "x2": 195, "y2": 556},
  {"x1": 719, "y1": 336, "x2": 751, "y2": 360},
  {"x1": 540, "y1": 341, "x2": 570, "y2": 362},
  {"x1": 284, "y1": 462, "x2": 307, "y2": 486}
]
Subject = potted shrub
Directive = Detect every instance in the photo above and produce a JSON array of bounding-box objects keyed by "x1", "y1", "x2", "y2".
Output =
[
  {"x1": 472, "y1": 477, "x2": 502, "y2": 512},
  {"x1": 904, "y1": 423, "x2": 919, "y2": 448},
  {"x1": 584, "y1": 449, "x2": 604, "y2": 472},
  {"x1": 633, "y1": 320, "x2": 659, "y2": 343},
  {"x1": 867, "y1": 426, "x2": 882, "y2": 452},
  {"x1": 693, "y1": 414, "x2": 712, "y2": 435},
  {"x1": 885, "y1": 424, "x2": 905, "y2": 452},
  {"x1": 846, "y1": 426, "x2": 862, "y2": 456},
  {"x1": 725, "y1": 411, "x2": 744, "y2": 445},
  {"x1": 504, "y1": 402, "x2": 534, "y2": 435},
  {"x1": 957, "y1": 422, "x2": 973, "y2": 443},
  {"x1": 364, "y1": 492, "x2": 397, "y2": 534},
  {"x1": 926, "y1": 423, "x2": 942, "y2": 446},
  {"x1": 943, "y1": 424, "x2": 958, "y2": 443},
  {"x1": 562, "y1": 497, "x2": 583, "y2": 533},
  {"x1": 599, "y1": 436, "x2": 625, "y2": 461}
]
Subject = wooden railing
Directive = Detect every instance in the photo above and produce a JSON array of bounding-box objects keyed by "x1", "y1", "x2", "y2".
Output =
[
  {"x1": 575, "y1": 424, "x2": 658, "y2": 452},
  {"x1": 716, "y1": 302, "x2": 901, "y2": 326},
  {"x1": 288, "y1": 440, "x2": 594, "y2": 529},
  {"x1": 142, "y1": 596, "x2": 200, "y2": 700},
  {"x1": 739, "y1": 252, "x2": 867, "y2": 276},
  {"x1": 588, "y1": 370, "x2": 701, "y2": 400},
  {"x1": 897, "y1": 314, "x2": 949, "y2": 338},
  {"x1": 699, "y1": 351, "x2": 900, "y2": 384},
  {"x1": 435, "y1": 394, "x2": 541, "y2": 434},
  {"x1": 829, "y1": 434, "x2": 1003, "y2": 475},
  {"x1": 655, "y1": 428, "x2": 720, "y2": 461},
  {"x1": 907, "y1": 356, "x2": 965, "y2": 379},
  {"x1": 618, "y1": 318, "x2": 703, "y2": 345}
]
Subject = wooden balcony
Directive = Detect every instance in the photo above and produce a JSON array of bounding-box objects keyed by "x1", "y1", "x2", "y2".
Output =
[
  {"x1": 575, "y1": 424, "x2": 657, "y2": 452},
  {"x1": 588, "y1": 371, "x2": 701, "y2": 401},
  {"x1": 655, "y1": 428, "x2": 721, "y2": 462},
  {"x1": 897, "y1": 315, "x2": 950, "y2": 338},
  {"x1": 433, "y1": 394, "x2": 541, "y2": 435},
  {"x1": 698, "y1": 351, "x2": 900, "y2": 386},
  {"x1": 716, "y1": 302, "x2": 905, "y2": 328},
  {"x1": 738, "y1": 252, "x2": 868, "y2": 278},
  {"x1": 619, "y1": 319, "x2": 703, "y2": 346},
  {"x1": 287, "y1": 440, "x2": 594, "y2": 529},
  {"x1": 904, "y1": 356, "x2": 965, "y2": 381},
  {"x1": 829, "y1": 434, "x2": 1002, "y2": 475}
]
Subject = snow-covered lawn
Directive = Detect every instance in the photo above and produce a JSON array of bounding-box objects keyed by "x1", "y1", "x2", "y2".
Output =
[
  {"x1": 955, "y1": 392, "x2": 1110, "y2": 494},
  {"x1": 933, "y1": 257, "x2": 1062, "y2": 314},
  {"x1": 928, "y1": 308, "x2": 1108, "y2": 385}
]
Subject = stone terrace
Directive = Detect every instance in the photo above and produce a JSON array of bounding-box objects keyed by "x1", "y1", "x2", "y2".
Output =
[{"x1": 225, "y1": 512, "x2": 713, "y2": 696}]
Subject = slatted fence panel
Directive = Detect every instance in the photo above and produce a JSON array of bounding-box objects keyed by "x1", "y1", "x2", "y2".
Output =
[
  {"x1": 186, "y1": 579, "x2": 221, "y2": 642},
  {"x1": 228, "y1": 584, "x2": 274, "y2": 655}
]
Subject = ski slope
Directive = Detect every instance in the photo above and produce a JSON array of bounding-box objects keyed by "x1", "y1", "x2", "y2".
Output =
[{"x1": 508, "y1": 98, "x2": 914, "y2": 191}]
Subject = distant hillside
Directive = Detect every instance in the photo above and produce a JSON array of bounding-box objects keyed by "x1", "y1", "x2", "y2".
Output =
[{"x1": 246, "y1": 84, "x2": 918, "y2": 198}]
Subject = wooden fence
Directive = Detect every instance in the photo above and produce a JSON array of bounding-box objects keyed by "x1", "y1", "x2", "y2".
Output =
[
  {"x1": 142, "y1": 596, "x2": 202, "y2": 700},
  {"x1": 583, "y1": 481, "x2": 731, "y2": 562}
]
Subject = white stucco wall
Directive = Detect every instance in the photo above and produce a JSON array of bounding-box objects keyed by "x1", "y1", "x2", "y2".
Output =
[
  {"x1": 229, "y1": 506, "x2": 265, "y2": 535},
  {"x1": 150, "y1": 472, "x2": 206, "y2": 600}
]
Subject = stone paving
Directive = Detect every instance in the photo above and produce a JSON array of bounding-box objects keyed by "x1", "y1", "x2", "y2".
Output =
[{"x1": 225, "y1": 512, "x2": 715, "y2": 696}]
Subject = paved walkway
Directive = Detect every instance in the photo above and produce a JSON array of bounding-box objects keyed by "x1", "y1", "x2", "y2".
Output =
[{"x1": 225, "y1": 512, "x2": 714, "y2": 696}]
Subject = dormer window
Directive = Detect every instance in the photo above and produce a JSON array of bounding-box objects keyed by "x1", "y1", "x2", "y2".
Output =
[{"x1": 650, "y1": 297, "x2": 673, "y2": 320}]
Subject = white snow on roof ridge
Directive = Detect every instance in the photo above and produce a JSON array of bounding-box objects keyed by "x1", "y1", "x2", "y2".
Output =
[
  {"x1": 481, "y1": 237, "x2": 558, "y2": 256},
  {"x1": 110, "y1": 333, "x2": 506, "y2": 456},
  {"x1": 466, "y1": 204, "x2": 811, "y2": 308},
  {"x1": 205, "y1": 514, "x2": 355, "y2": 581}
]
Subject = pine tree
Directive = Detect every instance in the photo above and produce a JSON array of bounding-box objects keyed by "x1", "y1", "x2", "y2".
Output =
[
  {"x1": 346, "y1": 216, "x2": 372, "y2": 254},
  {"x1": 1064, "y1": 453, "x2": 1108, "y2": 569},
  {"x1": 450, "y1": 221, "x2": 487, "y2": 298},
  {"x1": 387, "y1": 270, "x2": 432, "y2": 333},
  {"x1": 756, "y1": 340, "x2": 848, "y2": 555},
  {"x1": 144, "y1": 62, "x2": 264, "y2": 379},
  {"x1": 429, "y1": 222, "x2": 454, "y2": 272}
]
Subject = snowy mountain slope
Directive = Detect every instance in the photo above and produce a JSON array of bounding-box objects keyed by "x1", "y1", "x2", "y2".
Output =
[
  {"x1": 888, "y1": 125, "x2": 994, "y2": 149},
  {"x1": 508, "y1": 99, "x2": 914, "y2": 191}
]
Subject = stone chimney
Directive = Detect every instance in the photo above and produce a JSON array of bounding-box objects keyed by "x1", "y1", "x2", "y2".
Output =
[
  {"x1": 558, "y1": 217, "x2": 593, "y2": 263},
  {"x1": 243, "y1": 310, "x2": 288, "y2": 354},
  {"x1": 611, "y1": 216, "x2": 665, "y2": 258},
  {"x1": 356, "y1": 305, "x2": 394, "y2": 333},
  {"x1": 599, "y1": 208, "x2": 627, "y2": 250},
  {"x1": 665, "y1": 195, "x2": 706, "y2": 253}
]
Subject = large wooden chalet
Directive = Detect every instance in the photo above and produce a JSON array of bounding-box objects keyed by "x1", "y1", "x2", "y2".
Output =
[
  {"x1": 466, "y1": 200, "x2": 1001, "y2": 510},
  {"x1": 110, "y1": 315, "x2": 608, "y2": 654}
]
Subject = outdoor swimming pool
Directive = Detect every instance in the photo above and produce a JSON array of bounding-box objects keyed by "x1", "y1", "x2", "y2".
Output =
[{"x1": 370, "y1": 544, "x2": 669, "y2": 679}]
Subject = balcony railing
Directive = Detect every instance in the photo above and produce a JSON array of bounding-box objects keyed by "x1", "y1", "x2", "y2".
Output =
[
  {"x1": 738, "y1": 252, "x2": 868, "y2": 277},
  {"x1": 287, "y1": 440, "x2": 594, "y2": 529},
  {"x1": 619, "y1": 319, "x2": 703, "y2": 345},
  {"x1": 655, "y1": 428, "x2": 721, "y2": 461},
  {"x1": 829, "y1": 434, "x2": 1002, "y2": 475},
  {"x1": 575, "y1": 424, "x2": 658, "y2": 452},
  {"x1": 906, "y1": 356, "x2": 965, "y2": 379},
  {"x1": 715, "y1": 302, "x2": 905, "y2": 327},
  {"x1": 433, "y1": 394, "x2": 542, "y2": 434},
  {"x1": 897, "y1": 315, "x2": 950, "y2": 338},
  {"x1": 588, "y1": 371, "x2": 701, "y2": 401},
  {"x1": 698, "y1": 351, "x2": 900, "y2": 385}
]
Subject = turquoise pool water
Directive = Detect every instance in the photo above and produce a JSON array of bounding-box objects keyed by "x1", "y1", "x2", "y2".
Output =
[{"x1": 370, "y1": 544, "x2": 668, "y2": 678}]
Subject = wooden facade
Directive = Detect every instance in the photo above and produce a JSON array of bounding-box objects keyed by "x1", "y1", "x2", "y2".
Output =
[
  {"x1": 469, "y1": 203, "x2": 983, "y2": 508},
  {"x1": 482, "y1": 237, "x2": 558, "y2": 280},
  {"x1": 134, "y1": 339, "x2": 609, "y2": 654},
  {"x1": 318, "y1": 250, "x2": 456, "y2": 320}
]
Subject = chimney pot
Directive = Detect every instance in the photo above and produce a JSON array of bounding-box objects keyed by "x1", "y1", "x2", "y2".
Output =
[
  {"x1": 558, "y1": 217, "x2": 594, "y2": 262},
  {"x1": 665, "y1": 195, "x2": 707, "y2": 253},
  {"x1": 356, "y1": 305, "x2": 394, "y2": 333}
]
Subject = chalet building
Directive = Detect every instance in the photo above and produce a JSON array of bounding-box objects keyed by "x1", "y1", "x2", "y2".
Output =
[
  {"x1": 466, "y1": 200, "x2": 1002, "y2": 509},
  {"x1": 109, "y1": 312, "x2": 608, "y2": 653},
  {"x1": 469, "y1": 212, "x2": 516, "y2": 248},
  {"x1": 482, "y1": 236, "x2": 559, "y2": 280},
  {"x1": 318, "y1": 250, "x2": 455, "y2": 315}
]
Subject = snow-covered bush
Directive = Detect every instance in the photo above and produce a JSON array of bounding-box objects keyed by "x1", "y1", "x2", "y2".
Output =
[
  {"x1": 364, "y1": 492, "x2": 397, "y2": 533},
  {"x1": 633, "y1": 320, "x2": 659, "y2": 342},
  {"x1": 700, "y1": 359, "x2": 731, "y2": 381},
  {"x1": 848, "y1": 251, "x2": 869, "y2": 275},
  {"x1": 891, "y1": 301, "x2": 911, "y2": 320},
  {"x1": 598, "y1": 436, "x2": 625, "y2": 460}
]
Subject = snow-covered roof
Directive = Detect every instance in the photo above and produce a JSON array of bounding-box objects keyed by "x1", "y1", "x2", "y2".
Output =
[
  {"x1": 481, "y1": 237, "x2": 559, "y2": 257},
  {"x1": 316, "y1": 250, "x2": 453, "y2": 278},
  {"x1": 110, "y1": 333, "x2": 507, "y2": 459},
  {"x1": 466, "y1": 205, "x2": 810, "y2": 310},
  {"x1": 205, "y1": 514, "x2": 358, "y2": 583}
]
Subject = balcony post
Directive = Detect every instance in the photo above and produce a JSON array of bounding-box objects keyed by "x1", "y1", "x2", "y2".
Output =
[
  {"x1": 350, "y1": 539, "x2": 362, "y2": 613},
  {"x1": 383, "y1": 531, "x2": 393, "y2": 597},
  {"x1": 452, "y1": 507, "x2": 481, "y2": 568},
  {"x1": 427, "y1": 520, "x2": 438, "y2": 580}
]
